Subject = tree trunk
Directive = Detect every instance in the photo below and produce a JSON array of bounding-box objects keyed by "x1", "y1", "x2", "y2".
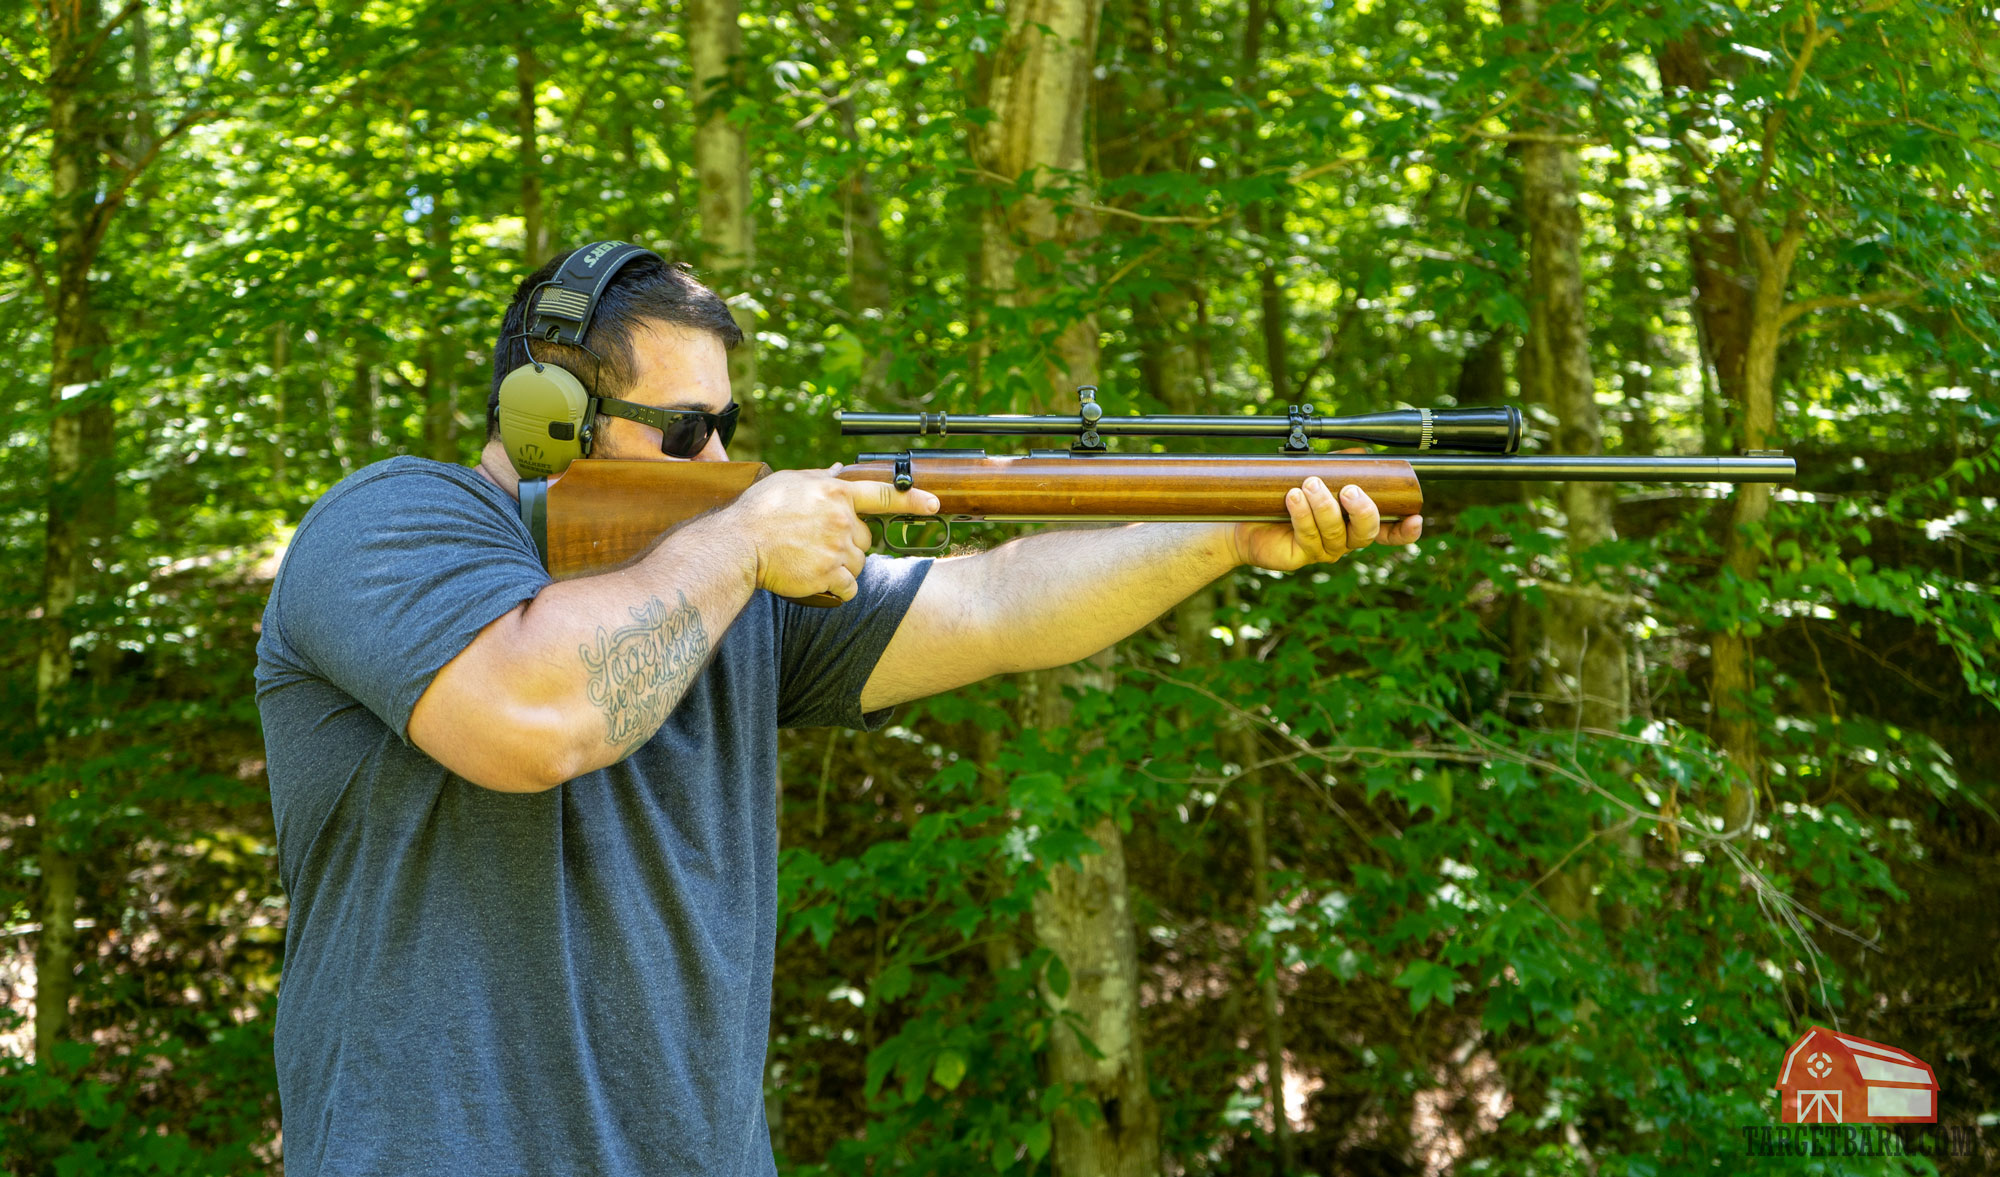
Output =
[
  {"x1": 36, "y1": 0, "x2": 117, "y2": 1064},
  {"x1": 272, "y1": 324, "x2": 292, "y2": 495},
  {"x1": 1607, "y1": 153, "x2": 1656, "y2": 455},
  {"x1": 1657, "y1": 36, "x2": 1752, "y2": 419},
  {"x1": 689, "y1": 0, "x2": 759, "y2": 432},
  {"x1": 1030, "y1": 809, "x2": 1162, "y2": 1177},
  {"x1": 1240, "y1": 0, "x2": 1289, "y2": 403},
  {"x1": 980, "y1": 4, "x2": 1161, "y2": 1174},
  {"x1": 1515, "y1": 0, "x2": 1627, "y2": 732},
  {"x1": 837, "y1": 93, "x2": 896, "y2": 403},
  {"x1": 516, "y1": 23, "x2": 549, "y2": 267},
  {"x1": 347, "y1": 333, "x2": 381, "y2": 469},
  {"x1": 1658, "y1": 29, "x2": 1786, "y2": 826},
  {"x1": 422, "y1": 203, "x2": 456, "y2": 461},
  {"x1": 1710, "y1": 262, "x2": 1784, "y2": 829},
  {"x1": 1243, "y1": 785, "x2": 1295, "y2": 1173}
]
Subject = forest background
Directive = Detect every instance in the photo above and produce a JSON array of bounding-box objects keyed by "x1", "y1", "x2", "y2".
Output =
[{"x1": 2, "y1": 0, "x2": 1997, "y2": 1173}]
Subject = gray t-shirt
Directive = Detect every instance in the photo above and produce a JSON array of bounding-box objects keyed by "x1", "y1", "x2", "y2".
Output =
[{"x1": 255, "y1": 457, "x2": 930, "y2": 1177}]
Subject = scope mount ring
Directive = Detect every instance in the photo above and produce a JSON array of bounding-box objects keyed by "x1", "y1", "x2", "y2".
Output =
[{"x1": 1284, "y1": 404, "x2": 1316, "y2": 453}]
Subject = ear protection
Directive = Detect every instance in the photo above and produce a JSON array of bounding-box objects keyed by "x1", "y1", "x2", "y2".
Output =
[{"x1": 497, "y1": 241, "x2": 661, "y2": 479}]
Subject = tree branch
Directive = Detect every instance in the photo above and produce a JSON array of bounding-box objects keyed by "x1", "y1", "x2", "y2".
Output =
[
  {"x1": 964, "y1": 165, "x2": 1224, "y2": 227},
  {"x1": 53, "y1": 0, "x2": 145, "y2": 86},
  {"x1": 1752, "y1": 2, "x2": 1825, "y2": 204},
  {"x1": 1290, "y1": 157, "x2": 1358, "y2": 184},
  {"x1": 84, "y1": 105, "x2": 215, "y2": 254},
  {"x1": 1777, "y1": 289, "x2": 1914, "y2": 328},
  {"x1": 12, "y1": 232, "x2": 53, "y2": 308},
  {"x1": 1467, "y1": 130, "x2": 1605, "y2": 146},
  {"x1": 1773, "y1": 207, "x2": 1806, "y2": 282}
]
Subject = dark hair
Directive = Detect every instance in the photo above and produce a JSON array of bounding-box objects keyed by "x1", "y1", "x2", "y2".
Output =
[{"x1": 488, "y1": 248, "x2": 744, "y2": 437}]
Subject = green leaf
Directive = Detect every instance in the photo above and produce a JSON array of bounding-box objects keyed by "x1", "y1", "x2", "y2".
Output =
[
  {"x1": 1046, "y1": 954, "x2": 1071, "y2": 1000},
  {"x1": 875, "y1": 962, "x2": 913, "y2": 1003},
  {"x1": 1017, "y1": 1119, "x2": 1053, "y2": 1162},
  {"x1": 932, "y1": 1048, "x2": 968, "y2": 1091},
  {"x1": 1394, "y1": 959, "x2": 1458, "y2": 1013}
]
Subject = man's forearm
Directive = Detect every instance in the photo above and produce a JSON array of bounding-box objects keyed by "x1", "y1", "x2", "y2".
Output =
[
  {"x1": 860, "y1": 523, "x2": 1239, "y2": 711},
  {"x1": 960, "y1": 522, "x2": 1239, "y2": 672},
  {"x1": 863, "y1": 475, "x2": 1411, "y2": 712}
]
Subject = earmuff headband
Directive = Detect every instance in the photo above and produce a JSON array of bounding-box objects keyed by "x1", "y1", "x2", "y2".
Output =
[{"x1": 526, "y1": 241, "x2": 660, "y2": 347}]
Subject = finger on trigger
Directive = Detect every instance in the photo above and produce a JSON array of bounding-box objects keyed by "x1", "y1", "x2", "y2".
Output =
[
  {"x1": 898, "y1": 487, "x2": 941, "y2": 515},
  {"x1": 848, "y1": 477, "x2": 938, "y2": 517},
  {"x1": 1339, "y1": 484, "x2": 1381, "y2": 547}
]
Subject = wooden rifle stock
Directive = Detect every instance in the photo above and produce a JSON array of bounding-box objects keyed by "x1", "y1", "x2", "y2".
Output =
[{"x1": 521, "y1": 455, "x2": 1424, "y2": 597}]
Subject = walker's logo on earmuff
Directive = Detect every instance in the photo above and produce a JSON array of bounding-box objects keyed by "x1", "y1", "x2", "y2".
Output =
[
  {"x1": 518, "y1": 443, "x2": 545, "y2": 464},
  {"x1": 581, "y1": 242, "x2": 620, "y2": 267}
]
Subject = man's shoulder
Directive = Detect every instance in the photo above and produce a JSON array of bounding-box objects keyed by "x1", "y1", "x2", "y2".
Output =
[
  {"x1": 302, "y1": 456, "x2": 510, "y2": 525},
  {"x1": 270, "y1": 456, "x2": 537, "y2": 613}
]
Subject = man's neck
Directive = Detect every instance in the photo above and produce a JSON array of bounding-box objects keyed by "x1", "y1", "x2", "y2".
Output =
[{"x1": 475, "y1": 440, "x2": 522, "y2": 501}]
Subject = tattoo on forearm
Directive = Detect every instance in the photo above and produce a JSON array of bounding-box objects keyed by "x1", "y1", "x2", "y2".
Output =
[{"x1": 579, "y1": 592, "x2": 710, "y2": 755}]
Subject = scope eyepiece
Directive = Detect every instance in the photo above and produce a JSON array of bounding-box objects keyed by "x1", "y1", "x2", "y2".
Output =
[{"x1": 1315, "y1": 406, "x2": 1521, "y2": 454}]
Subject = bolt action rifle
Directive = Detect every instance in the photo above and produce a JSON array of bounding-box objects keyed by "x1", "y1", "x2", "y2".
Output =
[{"x1": 516, "y1": 388, "x2": 1795, "y2": 604}]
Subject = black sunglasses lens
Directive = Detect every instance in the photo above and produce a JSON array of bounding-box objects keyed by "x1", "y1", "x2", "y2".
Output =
[
  {"x1": 716, "y1": 404, "x2": 739, "y2": 448},
  {"x1": 660, "y1": 415, "x2": 711, "y2": 458}
]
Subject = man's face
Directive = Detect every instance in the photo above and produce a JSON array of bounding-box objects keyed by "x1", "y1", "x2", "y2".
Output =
[{"x1": 593, "y1": 321, "x2": 735, "y2": 462}]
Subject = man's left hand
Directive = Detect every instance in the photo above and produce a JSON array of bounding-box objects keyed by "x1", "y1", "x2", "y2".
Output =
[{"x1": 1229, "y1": 476, "x2": 1423, "y2": 572}]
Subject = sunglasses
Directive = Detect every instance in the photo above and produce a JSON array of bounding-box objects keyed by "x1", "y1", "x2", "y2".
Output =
[{"x1": 593, "y1": 397, "x2": 740, "y2": 459}]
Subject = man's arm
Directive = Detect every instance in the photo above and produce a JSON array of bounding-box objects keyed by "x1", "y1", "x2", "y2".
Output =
[
  {"x1": 411, "y1": 471, "x2": 939, "y2": 792},
  {"x1": 861, "y1": 477, "x2": 1421, "y2": 711}
]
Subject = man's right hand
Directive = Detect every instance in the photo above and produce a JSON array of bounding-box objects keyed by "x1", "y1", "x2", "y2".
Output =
[{"x1": 724, "y1": 467, "x2": 939, "y2": 602}]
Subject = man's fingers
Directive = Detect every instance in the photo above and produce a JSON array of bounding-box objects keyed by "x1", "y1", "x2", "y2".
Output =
[
  {"x1": 1384, "y1": 514, "x2": 1424, "y2": 545},
  {"x1": 1285, "y1": 486, "x2": 1323, "y2": 559},
  {"x1": 850, "y1": 515, "x2": 874, "y2": 553},
  {"x1": 1300, "y1": 478, "x2": 1345, "y2": 556},
  {"x1": 1337, "y1": 484, "x2": 1381, "y2": 549},
  {"x1": 828, "y1": 565, "x2": 860, "y2": 602},
  {"x1": 841, "y1": 477, "x2": 940, "y2": 517}
]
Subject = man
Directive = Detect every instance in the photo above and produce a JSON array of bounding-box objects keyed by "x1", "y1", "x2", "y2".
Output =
[{"x1": 255, "y1": 247, "x2": 1421, "y2": 1175}]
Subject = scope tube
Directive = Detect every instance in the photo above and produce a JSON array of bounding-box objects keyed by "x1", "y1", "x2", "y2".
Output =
[{"x1": 836, "y1": 406, "x2": 1523, "y2": 453}]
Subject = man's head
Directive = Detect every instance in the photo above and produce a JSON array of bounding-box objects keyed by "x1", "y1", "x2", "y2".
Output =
[{"x1": 488, "y1": 248, "x2": 744, "y2": 461}]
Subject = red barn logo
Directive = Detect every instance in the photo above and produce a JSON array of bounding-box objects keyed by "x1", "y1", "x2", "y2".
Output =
[{"x1": 1776, "y1": 1027, "x2": 1937, "y2": 1124}]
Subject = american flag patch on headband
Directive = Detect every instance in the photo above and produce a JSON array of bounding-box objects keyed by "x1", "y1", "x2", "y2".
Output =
[{"x1": 535, "y1": 288, "x2": 591, "y2": 320}]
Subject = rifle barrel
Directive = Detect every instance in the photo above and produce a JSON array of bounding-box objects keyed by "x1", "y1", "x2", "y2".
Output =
[
  {"x1": 875, "y1": 450, "x2": 1798, "y2": 484},
  {"x1": 1404, "y1": 454, "x2": 1796, "y2": 482}
]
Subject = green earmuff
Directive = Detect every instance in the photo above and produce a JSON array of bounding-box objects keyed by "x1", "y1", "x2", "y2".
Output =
[
  {"x1": 497, "y1": 240, "x2": 662, "y2": 480},
  {"x1": 497, "y1": 362, "x2": 594, "y2": 480}
]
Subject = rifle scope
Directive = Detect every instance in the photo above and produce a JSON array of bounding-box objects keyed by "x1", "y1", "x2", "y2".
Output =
[{"x1": 837, "y1": 401, "x2": 1523, "y2": 454}]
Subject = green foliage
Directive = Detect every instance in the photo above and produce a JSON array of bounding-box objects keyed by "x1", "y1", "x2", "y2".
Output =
[{"x1": 3, "y1": 0, "x2": 1996, "y2": 1173}]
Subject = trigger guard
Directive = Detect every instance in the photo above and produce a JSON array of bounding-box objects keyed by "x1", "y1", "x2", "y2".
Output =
[{"x1": 878, "y1": 514, "x2": 953, "y2": 555}]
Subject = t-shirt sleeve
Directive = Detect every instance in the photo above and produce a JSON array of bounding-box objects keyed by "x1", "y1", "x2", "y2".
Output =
[
  {"x1": 268, "y1": 464, "x2": 552, "y2": 745},
  {"x1": 773, "y1": 553, "x2": 933, "y2": 731}
]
